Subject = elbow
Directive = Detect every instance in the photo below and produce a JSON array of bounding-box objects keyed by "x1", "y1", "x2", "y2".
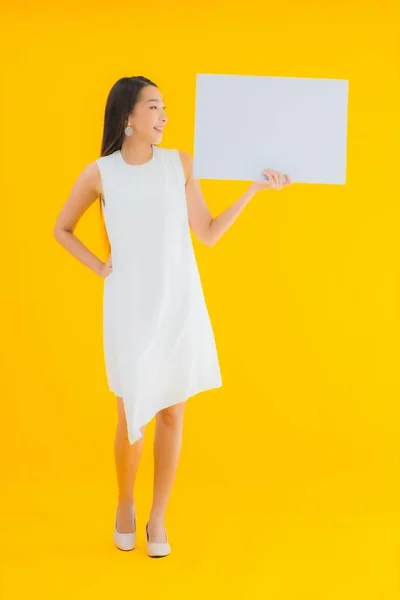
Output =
[
  {"x1": 191, "y1": 219, "x2": 216, "y2": 247},
  {"x1": 197, "y1": 231, "x2": 214, "y2": 247},
  {"x1": 53, "y1": 225, "x2": 69, "y2": 242},
  {"x1": 53, "y1": 216, "x2": 62, "y2": 240},
  {"x1": 53, "y1": 225, "x2": 64, "y2": 241},
  {"x1": 205, "y1": 219, "x2": 216, "y2": 247}
]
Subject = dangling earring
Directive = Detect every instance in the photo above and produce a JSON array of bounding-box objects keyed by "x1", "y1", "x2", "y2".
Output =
[{"x1": 124, "y1": 122, "x2": 133, "y2": 136}]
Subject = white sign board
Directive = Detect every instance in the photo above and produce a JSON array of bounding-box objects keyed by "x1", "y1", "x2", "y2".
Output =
[{"x1": 193, "y1": 74, "x2": 349, "y2": 185}]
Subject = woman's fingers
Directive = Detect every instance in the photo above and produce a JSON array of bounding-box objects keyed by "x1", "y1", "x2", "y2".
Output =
[
  {"x1": 263, "y1": 169, "x2": 292, "y2": 188},
  {"x1": 283, "y1": 173, "x2": 291, "y2": 186},
  {"x1": 270, "y1": 171, "x2": 279, "y2": 187},
  {"x1": 263, "y1": 169, "x2": 275, "y2": 187},
  {"x1": 264, "y1": 169, "x2": 279, "y2": 188}
]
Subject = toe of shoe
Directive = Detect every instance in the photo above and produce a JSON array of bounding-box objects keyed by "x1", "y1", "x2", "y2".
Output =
[
  {"x1": 114, "y1": 530, "x2": 136, "y2": 551},
  {"x1": 146, "y1": 540, "x2": 171, "y2": 557}
]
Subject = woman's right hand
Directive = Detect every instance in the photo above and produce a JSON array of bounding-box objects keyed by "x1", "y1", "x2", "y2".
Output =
[{"x1": 98, "y1": 254, "x2": 113, "y2": 278}]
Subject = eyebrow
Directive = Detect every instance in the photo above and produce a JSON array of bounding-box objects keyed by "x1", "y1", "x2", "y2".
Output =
[{"x1": 146, "y1": 98, "x2": 162, "y2": 103}]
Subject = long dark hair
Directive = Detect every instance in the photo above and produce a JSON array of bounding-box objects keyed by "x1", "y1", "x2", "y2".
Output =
[{"x1": 98, "y1": 75, "x2": 158, "y2": 256}]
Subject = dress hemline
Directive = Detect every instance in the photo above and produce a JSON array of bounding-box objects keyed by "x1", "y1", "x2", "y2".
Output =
[{"x1": 109, "y1": 379, "x2": 223, "y2": 445}]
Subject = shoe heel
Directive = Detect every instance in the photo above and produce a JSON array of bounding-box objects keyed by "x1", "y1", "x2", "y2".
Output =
[
  {"x1": 114, "y1": 507, "x2": 136, "y2": 551},
  {"x1": 145, "y1": 521, "x2": 171, "y2": 557}
]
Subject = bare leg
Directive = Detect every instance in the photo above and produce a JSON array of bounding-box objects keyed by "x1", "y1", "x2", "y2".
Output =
[
  {"x1": 114, "y1": 396, "x2": 145, "y2": 533},
  {"x1": 147, "y1": 401, "x2": 186, "y2": 542}
]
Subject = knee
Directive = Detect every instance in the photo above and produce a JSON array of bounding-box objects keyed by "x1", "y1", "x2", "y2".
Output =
[
  {"x1": 157, "y1": 402, "x2": 185, "y2": 427},
  {"x1": 116, "y1": 396, "x2": 127, "y2": 427}
]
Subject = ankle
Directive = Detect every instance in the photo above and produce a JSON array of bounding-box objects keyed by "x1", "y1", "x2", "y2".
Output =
[
  {"x1": 149, "y1": 511, "x2": 166, "y2": 524},
  {"x1": 118, "y1": 497, "x2": 135, "y2": 507}
]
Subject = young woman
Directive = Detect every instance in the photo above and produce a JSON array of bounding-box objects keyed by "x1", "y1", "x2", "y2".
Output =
[{"x1": 53, "y1": 75, "x2": 292, "y2": 558}]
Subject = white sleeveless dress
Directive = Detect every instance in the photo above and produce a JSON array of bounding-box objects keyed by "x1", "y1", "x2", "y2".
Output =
[{"x1": 95, "y1": 145, "x2": 222, "y2": 444}]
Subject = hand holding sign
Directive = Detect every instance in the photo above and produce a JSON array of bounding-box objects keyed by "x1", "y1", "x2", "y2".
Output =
[{"x1": 251, "y1": 168, "x2": 292, "y2": 192}]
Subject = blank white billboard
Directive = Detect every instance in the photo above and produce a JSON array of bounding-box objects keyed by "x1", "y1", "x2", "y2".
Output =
[{"x1": 193, "y1": 73, "x2": 349, "y2": 185}]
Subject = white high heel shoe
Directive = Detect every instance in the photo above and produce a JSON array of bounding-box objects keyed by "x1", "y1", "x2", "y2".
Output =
[
  {"x1": 113, "y1": 505, "x2": 136, "y2": 551},
  {"x1": 145, "y1": 522, "x2": 171, "y2": 557}
]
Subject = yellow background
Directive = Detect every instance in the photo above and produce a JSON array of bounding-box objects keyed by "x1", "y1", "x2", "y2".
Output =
[{"x1": 1, "y1": 0, "x2": 399, "y2": 597}]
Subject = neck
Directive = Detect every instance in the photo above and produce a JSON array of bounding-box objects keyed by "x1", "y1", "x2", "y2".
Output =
[{"x1": 120, "y1": 139, "x2": 154, "y2": 165}]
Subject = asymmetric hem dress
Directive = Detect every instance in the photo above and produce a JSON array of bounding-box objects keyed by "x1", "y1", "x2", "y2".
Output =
[{"x1": 96, "y1": 145, "x2": 223, "y2": 445}]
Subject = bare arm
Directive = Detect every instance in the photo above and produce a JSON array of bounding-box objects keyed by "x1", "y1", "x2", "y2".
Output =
[
  {"x1": 179, "y1": 151, "x2": 265, "y2": 247},
  {"x1": 53, "y1": 162, "x2": 107, "y2": 277}
]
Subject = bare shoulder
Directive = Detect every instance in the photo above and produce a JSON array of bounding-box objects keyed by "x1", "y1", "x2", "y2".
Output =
[
  {"x1": 177, "y1": 149, "x2": 193, "y2": 184},
  {"x1": 66, "y1": 160, "x2": 103, "y2": 195},
  {"x1": 53, "y1": 160, "x2": 103, "y2": 235},
  {"x1": 85, "y1": 160, "x2": 104, "y2": 197}
]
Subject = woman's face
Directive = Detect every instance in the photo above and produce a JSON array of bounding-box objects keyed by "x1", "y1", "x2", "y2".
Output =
[{"x1": 128, "y1": 85, "x2": 168, "y2": 141}]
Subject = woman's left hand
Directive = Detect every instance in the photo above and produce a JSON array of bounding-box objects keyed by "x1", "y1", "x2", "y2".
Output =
[{"x1": 251, "y1": 168, "x2": 292, "y2": 192}]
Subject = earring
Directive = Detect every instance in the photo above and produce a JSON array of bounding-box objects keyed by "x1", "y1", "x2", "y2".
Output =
[{"x1": 124, "y1": 123, "x2": 133, "y2": 136}]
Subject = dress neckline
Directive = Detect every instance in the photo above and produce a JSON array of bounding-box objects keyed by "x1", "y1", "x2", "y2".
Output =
[{"x1": 117, "y1": 145, "x2": 157, "y2": 167}]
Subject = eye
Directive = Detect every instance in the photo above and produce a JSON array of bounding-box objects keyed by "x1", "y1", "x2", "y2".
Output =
[{"x1": 150, "y1": 106, "x2": 167, "y2": 110}]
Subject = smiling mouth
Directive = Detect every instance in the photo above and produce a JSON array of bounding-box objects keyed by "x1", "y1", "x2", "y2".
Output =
[{"x1": 154, "y1": 127, "x2": 164, "y2": 133}]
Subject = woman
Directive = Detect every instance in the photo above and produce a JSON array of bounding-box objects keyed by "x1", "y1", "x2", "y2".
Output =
[{"x1": 53, "y1": 75, "x2": 292, "y2": 558}]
